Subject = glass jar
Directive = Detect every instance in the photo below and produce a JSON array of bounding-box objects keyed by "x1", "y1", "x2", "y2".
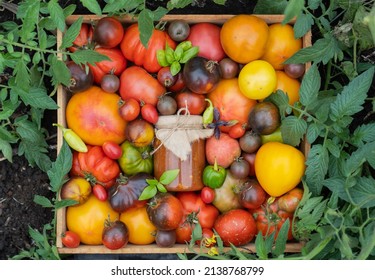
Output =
[{"x1": 153, "y1": 115, "x2": 213, "y2": 191}]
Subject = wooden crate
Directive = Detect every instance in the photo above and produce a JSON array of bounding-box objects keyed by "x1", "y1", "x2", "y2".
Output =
[{"x1": 56, "y1": 14, "x2": 311, "y2": 255}]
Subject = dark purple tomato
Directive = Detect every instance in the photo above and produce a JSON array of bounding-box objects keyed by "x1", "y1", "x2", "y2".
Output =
[
  {"x1": 219, "y1": 57, "x2": 239, "y2": 79},
  {"x1": 157, "y1": 95, "x2": 178, "y2": 115},
  {"x1": 284, "y1": 63, "x2": 305, "y2": 79},
  {"x1": 66, "y1": 61, "x2": 94, "y2": 93},
  {"x1": 102, "y1": 220, "x2": 129, "y2": 250},
  {"x1": 230, "y1": 158, "x2": 250, "y2": 179},
  {"x1": 239, "y1": 131, "x2": 262, "y2": 153},
  {"x1": 93, "y1": 17, "x2": 124, "y2": 48},
  {"x1": 155, "y1": 230, "x2": 177, "y2": 248},
  {"x1": 101, "y1": 74, "x2": 120, "y2": 93},
  {"x1": 183, "y1": 56, "x2": 221, "y2": 94},
  {"x1": 168, "y1": 20, "x2": 190, "y2": 42},
  {"x1": 238, "y1": 179, "x2": 267, "y2": 210},
  {"x1": 248, "y1": 102, "x2": 280, "y2": 135}
]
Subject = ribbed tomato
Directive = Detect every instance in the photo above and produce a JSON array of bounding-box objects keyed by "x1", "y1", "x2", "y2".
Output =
[{"x1": 120, "y1": 23, "x2": 176, "y2": 73}]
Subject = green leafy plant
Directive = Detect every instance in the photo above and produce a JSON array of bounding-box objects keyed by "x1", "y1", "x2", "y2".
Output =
[{"x1": 139, "y1": 169, "x2": 180, "y2": 200}]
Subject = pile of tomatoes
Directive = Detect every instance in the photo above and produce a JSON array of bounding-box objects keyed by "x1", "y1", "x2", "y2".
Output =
[{"x1": 60, "y1": 15, "x2": 307, "y2": 250}]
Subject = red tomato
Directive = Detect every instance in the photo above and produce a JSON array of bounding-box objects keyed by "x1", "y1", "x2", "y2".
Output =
[
  {"x1": 141, "y1": 103, "x2": 159, "y2": 124},
  {"x1": 175, "y1": 91, "x2": 206, "y2": 115},
  {"x1": 168, "y1": 72, "x2": 185, "y2": 93},
  {"x1": 187, "y1": 23, "x2": 225, "y2": 62},
  {"x1": 119, "y1": 98, "x2": 140, "y2": 121},
  {"x1": 88, "y1": 48, "x2": 127, "y2": 84},
  {"x1": 208, "y1": 78, "x2": 257, "y2": 133},
  {"x1": 228, "y1": 123, "x2": 247, "y2": 139},
  {"x1": 119, "y1": 66, "x2": 166, "y2": 106},
  {"x1": 92, "y1": 184, "x2": 108, "y2": 201},
  {"x1": 214, "y1": 209, "x2": 257, "y2": 246},
  {"x1": 176, "y1": 192, "x2": 219, "y2": 229},
  {"x1": 175, "y1": 220, "x2": 194, "y2": 244},
  {"x1": 61, "y1": 231, "x2": 81, "y2": 248},
  {"x1": 70, "y1": 145, "x2": 121, "y2": 188},
  {"x1": 201, "y1": 187, "x2": 215, "y2": 204},
  {"x1": 69, "y1": 23, "x2": 93, "y2": 52},
  {"x1": 120, "y1": 23, "x2": 176, "y2": 73},
  {"x1": 102, "y1": 141, "x2": 123, "y2": 160}
]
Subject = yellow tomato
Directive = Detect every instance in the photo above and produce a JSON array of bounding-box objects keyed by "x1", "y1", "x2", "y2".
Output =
[
  {"x1": 255, "y1": 142, "x2": 305, "y2": 197},
  {"x1": 60, "y1": 177, "x2": 91, "y2": 205},
  {"x1": 220, "y1": 15, "x2": 269, "y2": 64},
  {"x1": 66, "y1": 194, "x2": 119, "y2": 245},
  {"x1": 275, "y1": 70, "x2": 301, "y2": 105},
  {"x1": 238, "y1": 60, "x2": 277, "y2": 100},
  {"x1": 261, "y1": 23, "x2": 302, "y2": 70},
  {"x1": 120, "y1": 206, "x2": 156, "y2": 245}
]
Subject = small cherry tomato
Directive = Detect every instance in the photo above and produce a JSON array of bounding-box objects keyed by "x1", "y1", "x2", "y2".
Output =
[
  {"x1": 141, "y1": 103, "x2": 159, "y2": 124},
  {"x1": 102, "y1": 141, "x2": 123, "y2": 160},
  {"x1": 92, "y1": 184, "x2": 108, "y2": 201},
  {"x1": 201, "y1": 187, "x2": 215, "y2": 204},
  {"x1": 61, "y1": 231, "x2": 81, "y2": 248},
  {"x1": 119, "y1": 98, "x2": 140, "y2": 122},
  {"x1": 228, "y1": 123, "x2": 247, "y2": 139},
  {"x1": 101, "y1": 74, "x2": 120, "y2": 93}
]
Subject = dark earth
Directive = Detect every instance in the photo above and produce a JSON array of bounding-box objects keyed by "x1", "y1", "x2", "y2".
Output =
[{"x1": 0, "y1": 0, "x2": 254, "y2": 260}]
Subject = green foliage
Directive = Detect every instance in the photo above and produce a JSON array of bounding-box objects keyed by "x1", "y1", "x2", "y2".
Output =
[{"x1": 139, "y1": 169, "x2": 180, "y2": 200}]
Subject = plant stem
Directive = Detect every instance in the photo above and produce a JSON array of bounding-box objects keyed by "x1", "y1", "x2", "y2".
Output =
[{"x1": 1, "y1": 38, "x2": 69, "y2": 56}]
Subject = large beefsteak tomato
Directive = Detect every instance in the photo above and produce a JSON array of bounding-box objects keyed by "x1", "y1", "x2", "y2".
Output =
[
  {"x1": 120, "y1": 23, "x2": 176, "y2": 73},
  {"x1": 119, "y1": 66, "x2": 166, "y2": 106},
  {"x1": 88, "y1": 48, "x2": 127, "y2": 84},
  {"x1": 70, "y1": 145, "x2": 121, "y2": 188},
  {"x1": 208, "y1": 78, "x2": 257, "y2": 132},
  {"x1": 66, "y1": 86, "x2": 127, "y2": 146}
]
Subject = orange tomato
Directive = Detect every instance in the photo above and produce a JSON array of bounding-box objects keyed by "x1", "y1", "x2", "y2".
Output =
[
  {"x1": 120, "y1": 206, "x2": 156, "y2": 245},
  {"x1": 66, "y1": 86, "x2": 127, "y2": 146},
  {"x1": 261, "y1": 23, "x2": 302, "y2": 70},
  {"x1": 220, "y1": 15, "x2": 269, "y2": 64},
  {"x1": 208, "y1": 78, "x2": 256, "y2": 132},
  {"x1": 66, "y1": 194, "x2": 119, "y2": 245},
  {"x1": 275, "y1": 71, "x2": 301, "y2": 105}
]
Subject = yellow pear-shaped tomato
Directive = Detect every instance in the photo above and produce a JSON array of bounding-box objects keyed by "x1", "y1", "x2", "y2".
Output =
[
  {"x1": 120, "y1": 206, "x2": 156, "y2": 245},
  {"x1": 66, "y1": 194, "x2": 119, "y2": 245},
  {"x1": 66, "y1": 86, "x2": 127, "y2": 146},
  {"x1": 254, "y1": 142, "x2": 305, "y2": 197}
]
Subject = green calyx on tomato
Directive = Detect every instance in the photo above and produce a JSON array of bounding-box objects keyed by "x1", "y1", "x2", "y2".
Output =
[
  {"x1": 118, "y1": 141, "x2": 153, "y2": 176},
  {"x1": 202, "y1": 159, "x2": 227, "y2": 189}
]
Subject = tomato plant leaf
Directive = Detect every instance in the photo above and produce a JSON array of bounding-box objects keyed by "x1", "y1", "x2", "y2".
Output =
[
  {"x1": 139, "y1": 185, "x2": 157, "y2": 200},
  {"x1": 28, "y1": 227, "x2": 45, "y2": 243},
  {"x1": 191, "y1": 223, "x2": 202, "y2": 245},
  {"x1": 80, "y1": 0, "x2": 102, "y2": 15},
  {"x1": 229, "y1": 244, "x2": 248, "y2": 260},
  {"x1": 14, "y1": 59, "x2": 30, "y2": 91},
  {"x1": 167, "y1": 0, "x2": 193, "y2": 10},
  {"x1": 255, "y1": 232, "x2": 267, "y2": 260},
  {"x1": 280, "y1": 116, "x2": 307, "y2": 146},
  {"x1": 266, "y1": 90, "x2": 290, "y2": 117},
  {"x1": 254, "y1": 0, "x2": 287, "y2": 14},
  {"x1": 273, "y1": 218, "x2": 289, "y2": 256},
  {"x1": 70, "y1": 49, "x2": 110, "y2": 66},
  {"x1": 51, "y1": 56, "x2": 71, "y2": 87},
  {"x1": 19, "y1": 0, "x2": 40, "y2": 43},
  {"x1": 55, "y1": 199, "x2": 78, "y2": 209},
  {"x1": 0, "y1": 138, "x2": 13, "y2": 162},
  {"x1": 330, "y1": 67, "x2": 375, "y2": 122},
  {"x1": 152, "y1": 6, "x2": 169, "y2": 21},
  {"x1": 48, "y1": 141, "x2": 72, "y2": 192},
  {"x1": 285, "y1": 34, "x2": 343, "y2": 65},
  {"x1": 325, "y1": 139, "x2": 340, "y2": 158},
  {"x1": 344, "y1": 141, "x2": 375, "y2": 176},
  {"x1": 306, "y1": 122, "x2": 323, "y2": 144},
  {"x1": 47, "y1": 0, "x2": 66, "y2": 32},
  {"x1": 299, "y1": 63, "x2": 320, "y2": 107},
  {"x1": 352, "y1": 123, "x2": 375, "y2": 147},
  {"x1": 60, "y1": 16, "x2": 83, "y2": 50},
  {"x1": 138, "y1": 9, "x2": 154, "y2": 48},
  {"x1": 282, "y1": 0, "x2": 304, "y2": 24},
  {"x1": 159, "y1": 169, "x2": 179, "y2": 185},
  {"x1": 353, "y1": 6, "x2": 374, "y2": 51},
  {"x1": 33, "y1": 195, "x2": 53, "y2": 208},
  {"x1": 13, "y1": 87, "x2": 58, "y2": 110},
  {"x1": 307, "y1": 0, "x2": 320, "y2": 10},
  {"x1": 213, "y1": 0, "x2": 227, "y2": 5},
  {"x1": 305, "y1": 144, "x2": 329, "y2": 196},
  {"x1": 294, "y1": 12, "x2": 314, "y2": 38}
]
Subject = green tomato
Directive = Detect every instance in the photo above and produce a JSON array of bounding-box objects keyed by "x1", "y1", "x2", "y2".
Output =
[
  {"x1": 260, "y1": 127, "x2": 283, "y2": 144},
  {"x1": 118, "y1": 141, "x2": 153, "y2": 176}
]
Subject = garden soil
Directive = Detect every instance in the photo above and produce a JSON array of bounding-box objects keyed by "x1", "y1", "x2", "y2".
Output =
[{"x1": 0, "y1": 0, "x2": 254, "y2": 260}]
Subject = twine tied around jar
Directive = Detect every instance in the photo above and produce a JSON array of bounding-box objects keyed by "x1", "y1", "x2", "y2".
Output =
[{"x1": 153, "y1": 108, "x2": 214, "y2": 161}]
